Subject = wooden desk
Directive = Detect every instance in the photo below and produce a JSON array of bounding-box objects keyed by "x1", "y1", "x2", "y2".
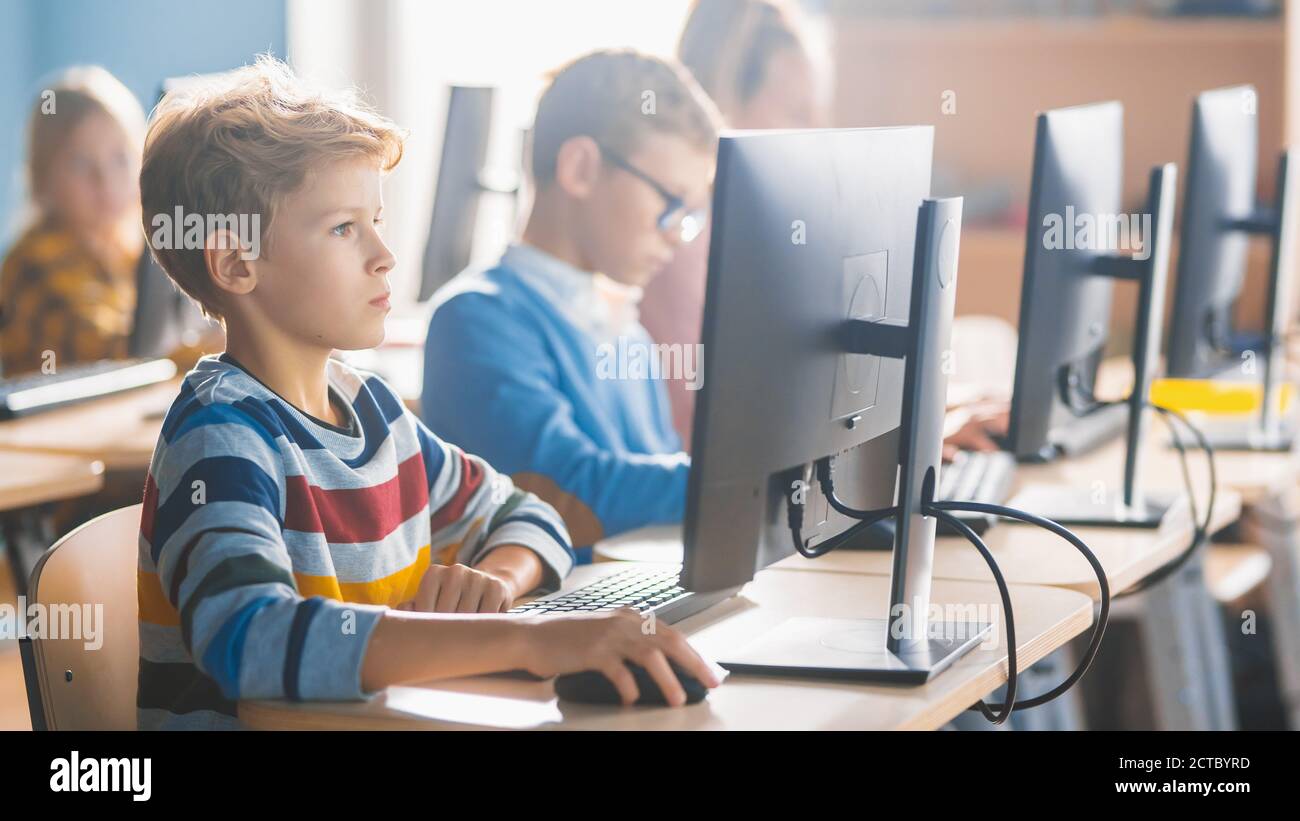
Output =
[
  {"x1": 239, "y1": 562, "x2": 1093, "y2": 731},
  {"x1": 0, "y1": 451, "x2": 104, "y2": 512},
  {"x1": 592, "y1": 428, "x2": 1251, "y2": 730},
  {"x1": 0, "y1": 380, "x2": 176, "y2": 471},
  {"x1": 1020, "y1": 410, "x2": 1299, "y2": 509},
  {"x1": 0, "y1": 450, "x2": 107, "y2": 596}
]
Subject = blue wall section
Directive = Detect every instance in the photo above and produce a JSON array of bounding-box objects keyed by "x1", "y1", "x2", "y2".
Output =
[
  {"x1": 0, "y1": 0, "x2": 36, "y2": 242},
  {"x1": 0, "y1": 0, "x2": 287, "y2": 250}
]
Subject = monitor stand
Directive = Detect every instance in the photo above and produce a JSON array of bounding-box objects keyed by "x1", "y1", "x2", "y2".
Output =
[
  {"x1": 1014, "y1": 164, "x2": 1181, "y2": 531},
  {"x1": 722, "y1": 199, "x2": 989, "y2": 685},
  {"x1": 1178, "y1": 341, "x2": 1297, "y2": 452},
  {"x1": 1006, "y1": 485, "x2": 1180, "y2": 529},
  {"x1": 1166, "y1": 361, "x2": 1297, "y2": 452},
  {"x1": 717, "y1": 617, "x2": 993, "y2": 684},
  {"x1": 1186, "y1": 416, "x2": 1297, "y2": 452},
  {"x1": 1192, "y1": 150, "x2": 1298, "y2": 454}
]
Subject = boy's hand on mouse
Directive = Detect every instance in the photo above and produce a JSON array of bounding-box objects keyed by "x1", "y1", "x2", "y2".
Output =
[
  {"x1": 521, "y1": 608, "x2": 721, "y2": 707},
  {"x1": 409, "y1": 563, "x2": 515, "y2": 613}
]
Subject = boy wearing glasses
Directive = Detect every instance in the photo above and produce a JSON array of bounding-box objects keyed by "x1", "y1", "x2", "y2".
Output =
[{"x1": 422, "y1": 50, "x2": 720, "y2": 557}]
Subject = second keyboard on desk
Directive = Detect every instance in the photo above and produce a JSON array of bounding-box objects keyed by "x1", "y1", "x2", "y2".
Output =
[
  {"x1": 850, "y1": 450, "x2": 1018, "y2": 549},
  {"x1": 0, "y1": 358, "x2": 176, "y2": 419},
  {"x1": 936, "y1": 449, "x2": 1018, "y2": 528}
]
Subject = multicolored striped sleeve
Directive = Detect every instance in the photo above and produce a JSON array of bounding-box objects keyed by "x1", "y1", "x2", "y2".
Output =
[
  {"x1": 143, "y1": 401, "x2": 387, "y2": 702},
  {"x1": 415, "y1": 416, "x2": 575, "y2": 593}
]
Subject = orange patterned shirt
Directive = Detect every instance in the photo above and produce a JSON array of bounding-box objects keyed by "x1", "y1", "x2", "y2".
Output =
[{"x1": 0, "y1": 223, "x2": 138, "y2": 376}]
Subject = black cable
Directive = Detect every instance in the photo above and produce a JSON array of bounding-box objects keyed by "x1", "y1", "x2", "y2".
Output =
[
  {"x1": 815, "y1": 457, "x2": 897, "y2": 523},
  {"x1": 1120, "y1": 403, "x2": 1218, "y2": 595},
  {"x1": 1059, "y1": 361, "x2": 1112, "y2": 417},
  {"x1": 785, "y1": 465, "x2": 897, "y2": 558},
  {"x1": 796, "y1": 460, "x2": 1022, "y2": 721},
  {"x1": 928, "y1": 499, "x2": 1111, "y2": 711},
  {"x1": 787, "y1": 383, "x2": 1217, "y2": 718},
  {"x1": 928, "y1": 507, "x2": 1017, "y2": 724},
  {"x1": 788, "y1": 466, "x2": 1021, "y2": 722},
  {"x1": 1086, "y1": 396, "x2": 1219, "y2": 596},
  {"x1": 1162, "y1": 406, "x2": 1201, "y2": 528},
  {"x1": 811, "y1": 458, "x2": 1109, "y2": 720}
]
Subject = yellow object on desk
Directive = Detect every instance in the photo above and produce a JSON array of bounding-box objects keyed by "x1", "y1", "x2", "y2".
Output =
[{"x1": 1149, "y1": 377, "x2": 1294, "y2": 416}]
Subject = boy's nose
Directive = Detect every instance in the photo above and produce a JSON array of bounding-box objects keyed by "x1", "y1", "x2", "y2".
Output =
[{"x1": 371, "y1": 241, "x2": 397, "y2": 275}]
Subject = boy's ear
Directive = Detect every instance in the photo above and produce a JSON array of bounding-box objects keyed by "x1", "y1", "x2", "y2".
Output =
[
  {"x1": 204, "y1": 229, "x2": 257, "y2": 299},
  {"x1": 553, "y1": 135, "x2": 602, "y2": 199}
]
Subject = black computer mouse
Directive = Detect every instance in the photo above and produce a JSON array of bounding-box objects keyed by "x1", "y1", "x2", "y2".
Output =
[{"x1": 555, "y1": 661, "x2": 710, "y2": 705}]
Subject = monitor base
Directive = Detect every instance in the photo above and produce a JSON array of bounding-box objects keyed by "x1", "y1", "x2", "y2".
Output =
[
  {"x1": 1006, "y1": 486, "x2": 1179, "y2": 529},
  {"x1": 717, "y1": 617, "x2": 992, "y2": 684},
  {"x1": 1172, "y1": 424, "x2": 1295, "y2": 453},
  {"x1": 1051, "y1": 401, "x2": 1130, "y2": 460}
]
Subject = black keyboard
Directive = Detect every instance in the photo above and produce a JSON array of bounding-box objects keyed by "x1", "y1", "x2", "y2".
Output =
[
  {"x1": 0, "y1": 358, "x2": 177, "y2": 419},
  {"x1": 509, "y1": 565, "x2": 691, "y2": 616}
]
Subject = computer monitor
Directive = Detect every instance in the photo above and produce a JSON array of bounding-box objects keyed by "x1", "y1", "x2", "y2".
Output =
[
  {"x1": 417, "y1": 85, "x2": 522, "y2": 301},
  {"x1": 682, "y1": 127, "x2": 989, "y2": 682},
  {"x1": 1166, "y1": 85, "x2": 1297, "y2": 450},
  {"x1": 1005, "y1": 101, "x2": 1128, "y2": 463},
  {"x1": 1167, "y1": 86, "x2": 1258, "y2": 379},
  {"x1": 129, "y1": 252, "x2": 216, "y2": 359},
  {"x1": 1003, "y1": 102, "x2": 1180, "y2": 527}
]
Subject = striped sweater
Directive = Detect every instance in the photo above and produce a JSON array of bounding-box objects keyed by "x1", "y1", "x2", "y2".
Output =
[{"x1": 137, "y1": 354, "x2": 574, "y2": 730}]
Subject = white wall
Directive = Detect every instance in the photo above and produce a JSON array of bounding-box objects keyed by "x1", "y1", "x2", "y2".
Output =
[{"x1": 289, "y1": 0, "x2": 692, "y2": 315}]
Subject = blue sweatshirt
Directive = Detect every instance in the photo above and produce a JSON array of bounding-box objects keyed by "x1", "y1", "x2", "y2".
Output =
[{"x1": 422, "y1": 244, "x2": 689, "y2": 553}]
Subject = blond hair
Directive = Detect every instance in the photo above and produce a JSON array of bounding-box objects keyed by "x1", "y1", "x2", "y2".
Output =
[
  {"x1": 24, "y1": 65, "x2": 146, "y2": 224},
  {"x1": 530, "y1": 49, "x2": 722, "y2": 187},
  {"x1": 139, "y1": 55, "x2": 405, "y2": 319},
  {"x1": 677, "y1": 0, "x2": 810, "y2": 120}
]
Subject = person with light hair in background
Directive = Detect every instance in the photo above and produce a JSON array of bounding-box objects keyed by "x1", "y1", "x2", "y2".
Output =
[
  {"x1": 642, "y1": 0, "x2": 1008, "y2": 457},
  {"x1": 0, "y1": 66, "x2": 149, "y2": 376},
  {"x1": 0, "y1": 66, "x2": 217, "y2": 378},
  {"x1": 639, "y1": 0, "x2": 827, "y2": 451}
]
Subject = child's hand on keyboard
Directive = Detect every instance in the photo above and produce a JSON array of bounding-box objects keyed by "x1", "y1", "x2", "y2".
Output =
[
  {"x1": 407, "y1": 563, "x2": 516, "y2": 613},
  {"x1": 942, "y1": 401, "x2": 1010, "y2": 461},
  {"x1": 521, "y1": 608, "x2": 721, "y2": 706}
]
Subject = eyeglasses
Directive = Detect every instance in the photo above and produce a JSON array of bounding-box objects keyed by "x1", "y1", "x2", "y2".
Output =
[{"x1": 597, "y1": 144, "x2": 706, "y2": 243}]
